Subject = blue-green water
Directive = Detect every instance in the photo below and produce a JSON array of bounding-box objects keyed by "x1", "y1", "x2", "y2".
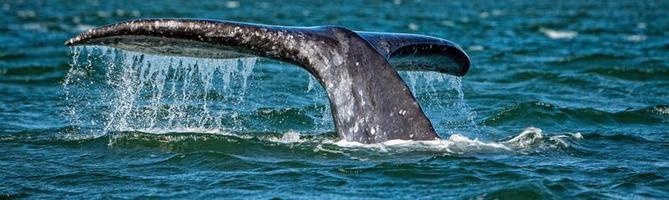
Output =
[{"x1": 2, "y1": 0, "x2": 669, "y2": 199}]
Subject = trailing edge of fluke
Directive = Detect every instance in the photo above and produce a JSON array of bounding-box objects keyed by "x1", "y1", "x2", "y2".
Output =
[{"x1": 65, "y1": 18, "x2": 470, "y2": 144}]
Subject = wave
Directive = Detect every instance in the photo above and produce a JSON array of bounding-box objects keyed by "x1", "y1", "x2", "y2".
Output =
[
  {"x1": 484, "y1": 101, "x2": 669, "y2": 127},
  {"x1": 0, "y1": 64, "x2": 69, "y2": 84},
  {"x1": 111, "y1": 127, "x2": 581, "y2": 155},
  {"x1": 582, "y1": 67, "x2": 669, "y2": 81},
  {"x1": 0, "y1": 125, "x2": 589, "y2": 159},
  {"x1": 6, "y1": 123, "x2": 666, "y2": 164},
  {"x1": 544, "y1": 52, "x2": 632, "y2": 65},
  {"x1": 3, "y1": 126, "x2": 665, "y2": 198},
  {"x1": 503, "y1": 66, "x2": 669, "y2": 85}
]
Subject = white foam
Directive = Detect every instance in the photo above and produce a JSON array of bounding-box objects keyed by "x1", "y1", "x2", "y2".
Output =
[
  {"x1": 540, "y1": 28, "x2": 577, "y2": 40},
  {"x1": 503, "y1": 127, "x2": 543, "y2": 149},
  {"x1": 268, "y1": 130, "x2": 303, "y2": 143},
  {"x1": 329, "y1": 127, "x2": 582, "y2": 154},
  {"x1": 625, "y1": 34, "x2": 647, "y2": 42},
  {"x1": 331, "y1": 133, "x2": 511, "y2": 154}
]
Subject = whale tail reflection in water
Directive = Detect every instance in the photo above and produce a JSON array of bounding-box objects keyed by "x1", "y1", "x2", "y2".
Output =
[{"x1": 65, "y1": 18, "x2": 471, "y2": 144}]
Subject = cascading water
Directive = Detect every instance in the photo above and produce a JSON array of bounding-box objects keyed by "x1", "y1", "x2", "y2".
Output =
[
  {"x1": 400, "y1": 71, "x2": 480, "y2": 137},
  {"x1": 64, "y1": 46, "x2": 258, "y2": 136}
]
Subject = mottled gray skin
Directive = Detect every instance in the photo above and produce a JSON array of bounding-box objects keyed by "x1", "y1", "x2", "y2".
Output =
[{"x1": 65, "y1": 18, "x2": 470, "y2": 144}]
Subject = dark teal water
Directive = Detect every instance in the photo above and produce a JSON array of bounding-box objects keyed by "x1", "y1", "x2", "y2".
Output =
[{"x1": 2, "y1": 0, "x2": 669, "y2": 199}]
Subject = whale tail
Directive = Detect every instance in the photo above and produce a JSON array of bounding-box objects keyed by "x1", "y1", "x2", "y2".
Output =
[{"x1": 65, "y1": 18, "x2": 470, "y2": 143}]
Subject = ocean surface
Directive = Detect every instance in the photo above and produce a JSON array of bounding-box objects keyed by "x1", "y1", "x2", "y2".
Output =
[{"x1": 1, "y1": 0, "x2": 668, "y2": 199}]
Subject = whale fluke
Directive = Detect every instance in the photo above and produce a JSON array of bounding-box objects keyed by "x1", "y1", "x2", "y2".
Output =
[{"x1": 65, "y1": 18, "x2": 470, "y2": 143}]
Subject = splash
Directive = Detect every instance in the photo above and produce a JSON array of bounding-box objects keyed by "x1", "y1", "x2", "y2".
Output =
[{"x1": 64, "y1": 46, "x2": 257, "y2": 136}]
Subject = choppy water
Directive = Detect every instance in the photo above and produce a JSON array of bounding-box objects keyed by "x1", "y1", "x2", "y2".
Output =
[{"x1": 2, "y1": 0, "x2": 669, "y2": 199}]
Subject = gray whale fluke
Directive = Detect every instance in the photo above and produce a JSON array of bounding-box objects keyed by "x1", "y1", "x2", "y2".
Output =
[{"x1": 65, "y1": 18, "x2": 470, "y2": 144}]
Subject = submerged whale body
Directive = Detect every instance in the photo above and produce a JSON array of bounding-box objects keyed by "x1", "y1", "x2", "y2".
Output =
[{"x1": 65, "y1": 18, "x2": 470, "y2": 144}]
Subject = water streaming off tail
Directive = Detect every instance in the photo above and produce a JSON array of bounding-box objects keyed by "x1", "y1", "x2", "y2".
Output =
[
  {"x1": 64, "y1": 46, "x2": 258, "y2": 136},
  {"x1": 400, "y1": 71, "x2": 479, "y2": 137}
]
